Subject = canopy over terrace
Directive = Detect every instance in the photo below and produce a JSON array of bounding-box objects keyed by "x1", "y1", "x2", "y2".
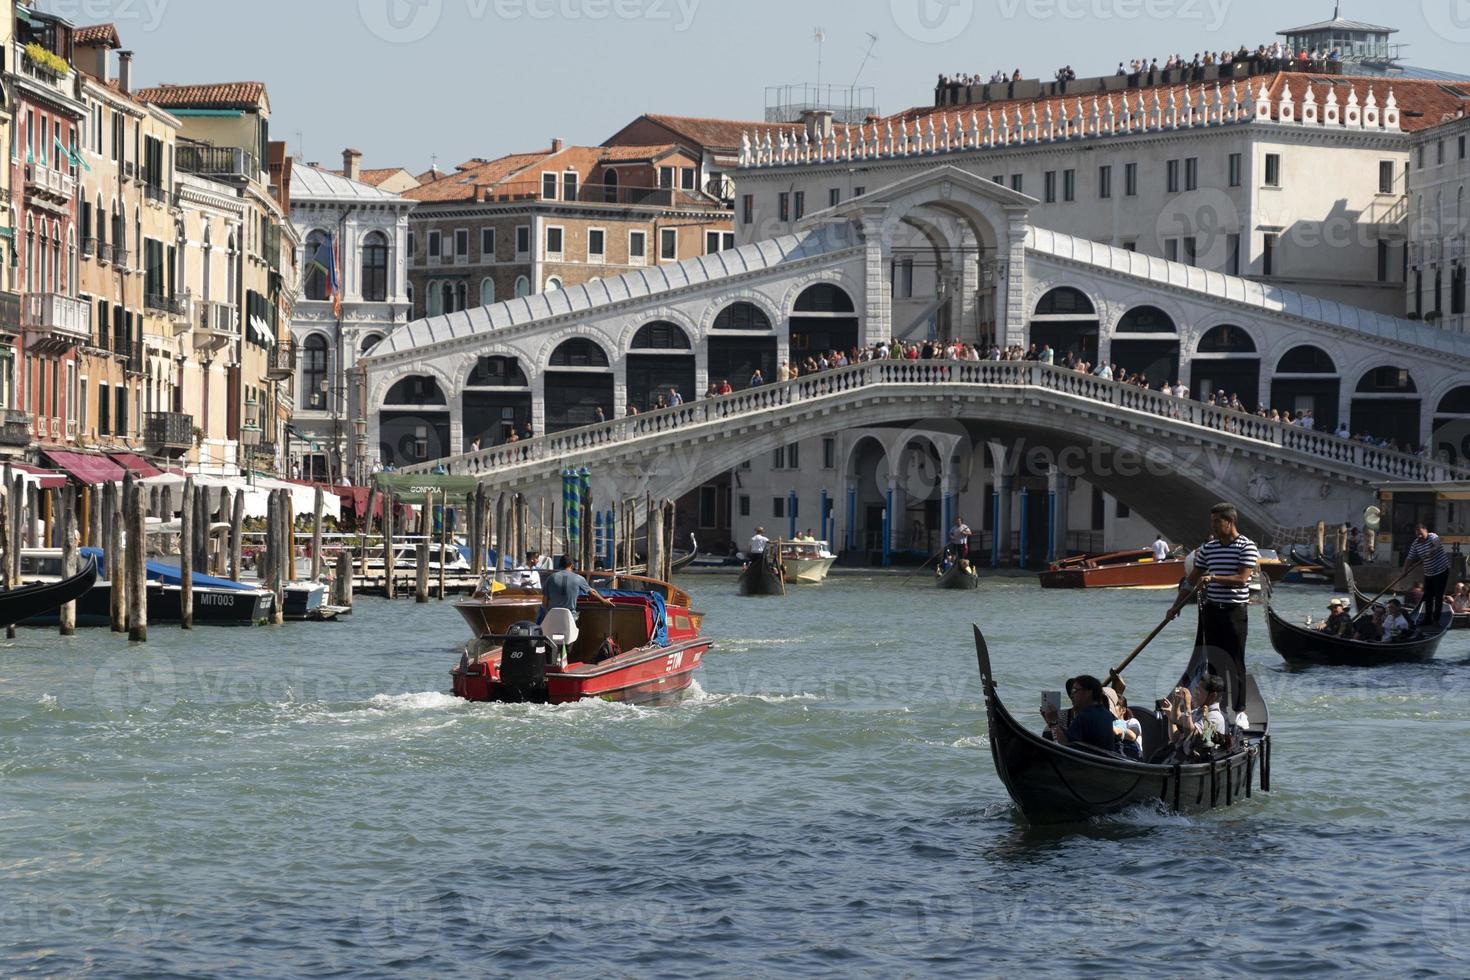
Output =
[{"x1": 138, "y1": 473, "x2": 342, "y2": 521}]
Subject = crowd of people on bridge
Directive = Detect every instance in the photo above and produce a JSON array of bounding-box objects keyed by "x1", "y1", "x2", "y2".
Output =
[{"x1": 937, "y1": 42, "x2": 1345, "y2": 104}]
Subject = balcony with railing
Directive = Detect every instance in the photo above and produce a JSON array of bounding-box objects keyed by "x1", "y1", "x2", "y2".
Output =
[
  {"x1": 112, "y1": 247, "x2": 131, "y2": 269},
  {"x1": 81, "y1": 236, "x2": 96, "y2": 259},
  {"x1": 267, "y1": 336, "x2": 296, "y2": 380},
  {"x1": 193, "y1": 300, "x2": 239, "y2": 352},
  {"x1": 144, "y1": 183, "x2": 168, "y2": 206},
  {"x1": 145, "y1": 291, "x2": 171, "y2": 313},
  {"x1": 177, "y1": 144, "x2": 260, "y2": 182},
  {"x1": 24, "y1": 164, "x2": 75, "y2": 202},
  {"x1": 23, "y1": 293, "x2": 91, "y2": 352},
  {"x1": 144, "y1": 411, "x2": 194, "y2": 457},
  {"x1": 0, "y1": 409, "x2": 31, "y2": 448},
  {"x1": 97, "y1": 242, "x2": 113, "y2": 265}
]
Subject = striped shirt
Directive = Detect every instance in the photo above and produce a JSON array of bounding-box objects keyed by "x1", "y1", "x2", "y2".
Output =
[
  {"x1": 1405, "y1": 533, "x2": 1451, "y2": 577},
  {"x1": 1196, "y1": 534, "x2": 1259, "y2": 604}
]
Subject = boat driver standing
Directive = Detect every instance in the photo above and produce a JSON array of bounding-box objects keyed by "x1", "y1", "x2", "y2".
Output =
[
  {"x1": 749, "y1": 527, "x2": 770, "y2": 555},
  {"x1": 542, "y1": 555, "x2": 614, "y2": 621},
  {"x1": 949, "y1": 516, "x2": 972, "y2": 561},
  {"x1": 1167, "y1": 502, "x2": 1258, "y2": 722}
]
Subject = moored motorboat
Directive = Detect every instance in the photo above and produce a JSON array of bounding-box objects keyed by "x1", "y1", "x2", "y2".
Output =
[
  {"x1": 1265, "y1": 575, "x2": 1452, "y2": 667},
  {"x1": 1038, "y1": 549, "x2": 1185, "y2": 589},
  {"x1": 19, "y1": 548, "x2": 273, "y2": 626},
  {"x1": 737, "y1": 547, "x2": 785, "y2": 596},
  {"x1": 776, "y1": 539, "x2": 836, "y2": 584},
  {"x1": 1256, "y1": 549, "x2": 1291, "y2": 584},
  {"x1": 973, "y1": 623, "x2": 1270, "y2": 825},
  {"x1": 450, "y1": 574, "x2": 711, "y2": 705}
]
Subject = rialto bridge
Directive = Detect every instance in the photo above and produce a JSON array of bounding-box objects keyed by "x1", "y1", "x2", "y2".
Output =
[{"x1": 359, "y1": 167, "x2": 1470, "y2": 546}]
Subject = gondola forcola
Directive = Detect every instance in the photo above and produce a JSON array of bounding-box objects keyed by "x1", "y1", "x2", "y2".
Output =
[
  {"x1": 972, "y1": 623, "x2": 1271, "y2": 825},
  {"x1": 1264, "y1": 569, "x2": 1455, "y2": 667},
  {"x1": 451, "y1": 571, "x2": 711, "y2": 705}
]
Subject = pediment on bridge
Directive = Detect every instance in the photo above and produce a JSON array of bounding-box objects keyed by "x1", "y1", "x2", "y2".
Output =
[{"x1": 800, "y1": 164, "x2": 1038, "y2": 228}]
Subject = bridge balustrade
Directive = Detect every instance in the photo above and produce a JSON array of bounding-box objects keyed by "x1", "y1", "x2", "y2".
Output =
[{"x1": 407, "y1": 360, "x2": 1470, "y2": 485}]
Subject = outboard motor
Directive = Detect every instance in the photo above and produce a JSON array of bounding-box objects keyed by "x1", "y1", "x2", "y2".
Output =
[{"x1": 498, "y1": 620, "x2": 551, "y2": 702}]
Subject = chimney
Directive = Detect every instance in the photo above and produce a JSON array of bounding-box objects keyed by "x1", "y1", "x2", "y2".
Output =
[
  {"x1": 551, "y1": 137, "x2": 563, "y2": 153},
  {"x1": 343, "y1": 147, "x2": 362, "y2": 182},
  {"x1": 118, "y1": 50, "x2": 133, "y2": 93}
]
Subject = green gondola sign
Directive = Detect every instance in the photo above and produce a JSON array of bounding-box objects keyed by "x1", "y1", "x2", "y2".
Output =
[{"x1": 373, "y1": 473, "x2": 481, "y2": 504}]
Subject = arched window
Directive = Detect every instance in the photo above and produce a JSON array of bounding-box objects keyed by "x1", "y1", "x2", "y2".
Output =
[
  {"x1": 1034, "y1": 287, "x2": 1096, "y2": 316},
  {"x1": 361, "y1": 231, "x2": 388, "y2": 302},
  {"x1": 455, "y1": 282, "x2": 467, "y2": 310},
  {"x1": 1115, "y1": 306, "x2": 1176, "y2": 333},
  {"x1": 549, "y1": 338, "x2": 609, "y2": 367},
  {"x1": 514, "y1": 275, "x2": 531, "y2": 298},
  {"x1": 1196, "y1": 325, "x2": 1256, "y2": 353},
  {"x1": 793, "y1": 282, "x2": 855, "y2": 313},
  {"x1": 603, "y1": 169, "x2": 619, "y2": 203},
  {"x1": 426, "y1": 280, "x2": 442, "y2": 316},
  {"x1": 712, "y1": 302, "x2": 773, "y2": 330},
  {"x1": 303, "y1": 231, "x2": 329, "y2": 300},
  {"x1": 440, "y1": 281, "x2": 454, "y2": 314},
  {"x1": 1356, "y1": 366, "x2": 1417, "y2": 394},
  {"x1": 545, "y1": 276, "x2": 562, "y2": 292},
  {"x1": 301, "y1": 334, "x2": 328, "y2": 410},
  {"x1": 480, "y1": 277, "x2": 496, "y2": 306},
  {"x1": 1438, "y1": 386, "x2": 1470, "y2": 414},
  {"x1": 632, "y1": 321, "x2": 692, "y2": 349},
  {"x1": 360, "y1": 333, "x2": 383, "y2": 355},
  {"x1": 406, "y1": 283, "x2": 414, "y2": 311},
  {"x1": 467, "y1": 355, "x2": 528, "y2": 386},
  {"x1": 384, "y1": 375, "x2": 447, "y2": 405},
  {"x1": 1276, "y1": 345, "x2": 1336, "y2": 374},
  {"x1": 95, "y1": 194, "x2": 106, "y2": 247}
]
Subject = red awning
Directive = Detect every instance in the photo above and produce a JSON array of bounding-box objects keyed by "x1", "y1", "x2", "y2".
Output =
[
  {"x1": 41, "y1": 450, "x2": 126, "y2": 485},
  {"x1": 108, "y1": 452, "x2": 162, "y2": 478},
  {"x1": 10, "y1": 463, "x2": 67, "y2": 489}
]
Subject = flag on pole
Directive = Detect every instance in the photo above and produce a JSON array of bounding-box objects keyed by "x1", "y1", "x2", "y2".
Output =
[{"x1": 330, "y1": 233, "x2": 343, "y2": 318}]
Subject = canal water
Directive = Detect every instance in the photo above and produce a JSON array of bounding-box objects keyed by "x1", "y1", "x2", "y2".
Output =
[{"x1": 2, "y1": 574, "x2": 1468, "y2": 976}]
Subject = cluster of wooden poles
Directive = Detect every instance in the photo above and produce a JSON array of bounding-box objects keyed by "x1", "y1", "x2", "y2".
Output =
[
  {"x1": 0, "y1": 463, "x2": 355, "y2": 642},
  {"x1": 350, "y1": 484, "x2": 680, "y2": 600}
]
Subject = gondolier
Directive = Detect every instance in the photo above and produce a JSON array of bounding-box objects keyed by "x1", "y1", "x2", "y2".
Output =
[
  {"x1": 949, "y1": 516, "x2": 972, "y2": 560},
  {"x1": 1167, "y1": 503, "x2": 1258, "y2": 718},
  {"x1": 1404, "y1": 523, "x2": 1451, "y2": 626}
]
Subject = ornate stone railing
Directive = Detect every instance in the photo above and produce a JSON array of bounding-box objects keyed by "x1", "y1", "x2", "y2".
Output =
[
  {"x1": 738, "y1": 80, "x2": 1401, "y2": 169},
  {"x1": 402, "y1": 360, "x2": 1468, "y2": 485}
]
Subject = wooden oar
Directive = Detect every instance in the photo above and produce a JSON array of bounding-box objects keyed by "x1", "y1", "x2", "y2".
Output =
[
  {"x1": 1348, "y1": 567, "x2": 1414, "y2": 625},
  {"x1": 1107, "y1": 580, "x2": 1200, "y2": 694},
  {"x1": 902, "y1": 546, "x2": 948, "y2": 584}
]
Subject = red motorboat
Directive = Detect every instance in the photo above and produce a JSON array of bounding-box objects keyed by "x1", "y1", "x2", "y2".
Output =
[
  {"x1": 450, "y1": 577, "x2": 710, "y2": 705},
  {"x1": 1038, "y1": 548, "x2": 1185, "y2": 589}
]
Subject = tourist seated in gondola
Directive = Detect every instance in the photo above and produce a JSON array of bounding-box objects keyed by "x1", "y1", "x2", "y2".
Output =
[
  {"x1": 1405, "y1": 582, "x2": 1425, "y2": 611},
  {"x1": 1318, "y1": 598, "x2": 1351, "y2": 636},
  {"x1": 1354, "y1": 606, "x2": 1385, "y2": 643},
  {"x1": 956, "y1": 557, "x2": 974, "y2": 576},
  {"x1": 1038, "y1": 674, "x2": 1115, "y2": 752},
  {"x1": 936, "y1": 547, "x2": 955, "y2": 575},
  {"x1": 1453, "y1": 582, "x2": 1470, "y2": 614},
  {"x1": 1383, "y1": 599, "x2": 1413, "y2": 639},
  {"x1": 1103, "y1": 687, "x2": 1144, "y2": 760},
  {"x1": 1157, "y1": 674, "x2": 1227, "y2": 761}
]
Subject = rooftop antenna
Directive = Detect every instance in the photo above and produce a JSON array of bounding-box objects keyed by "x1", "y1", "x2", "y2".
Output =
[
  {"x1": 294, "y1": 129, "x2": 303, "y2": 161},
  {"x1": 852, "y1": 31, "x2": 879, "y2": 88},
  {"x1": 814, "y1": 26, "x2": 825, "y2": 91}
]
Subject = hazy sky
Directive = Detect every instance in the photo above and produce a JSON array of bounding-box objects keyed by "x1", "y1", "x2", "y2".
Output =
[{"x1": 38, "y1": 0, "x2": 1470, "y2": 174}]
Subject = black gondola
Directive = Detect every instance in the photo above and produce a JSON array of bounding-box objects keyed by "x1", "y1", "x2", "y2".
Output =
[
  {"x1": 1286, "y1": 546, "x2": 1333, "y2": 583},
  {"x1": 0, "y1": 556, "x2": 98, "y2": 630},
  {"x1": 1265, "y1": 574, "x2": 1451, "y2": 667},
  {"x1": 973, "y1": 623, "x2": 1270, "y2": 825},
  {"x1": 1347, "y1": 565, "x2": 1469, "y2": 630},
  {"x1": 936, "y1": 561, "x2": 980, "y2": 590},
  {"x1": 737, "y1": 547, "x2": 785, "y2": 596},
  {"x1": 671, "y1": 534, "x2": 699, "y2": 572}
]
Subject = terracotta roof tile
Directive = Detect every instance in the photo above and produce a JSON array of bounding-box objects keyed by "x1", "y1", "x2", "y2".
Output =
[
  {"x1": 598, "y1": 143, "x2": 681, "y2": 162},
  {"x1": 624, "y1": 114, "x2": 802, "y2": 150},
  {"x1": 74, "y1": 23, "x2": 120, "y2": 47},
  {"x1": 402, "y1": 143, "x2": 699, "y2": 203},
  {"x1": 136, "y1": 81, "x2": 268, "y2": 111}
]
